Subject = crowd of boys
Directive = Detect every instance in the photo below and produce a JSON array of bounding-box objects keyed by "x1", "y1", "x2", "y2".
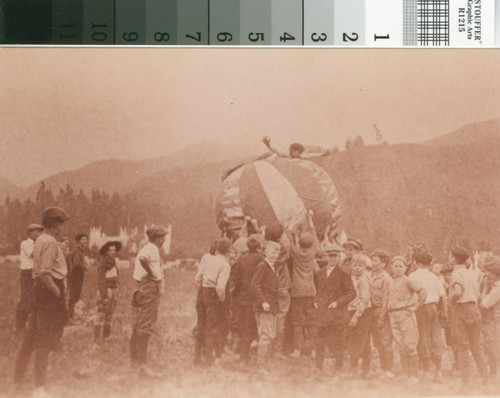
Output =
[
  {"x1": 194, "y1": 214, "x2": 500, "y2": 394},
  {"x1": 11, "y1": 203, "x2": 500, "y2": 396}
]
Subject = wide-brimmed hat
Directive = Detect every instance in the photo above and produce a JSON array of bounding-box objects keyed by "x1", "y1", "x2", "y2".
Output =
[
  {"x1": 99, "y1": 241, "x2": 122, "y2": 255},
  {"x1": 27, "y1": 224, "x2": 43, "y2": 232}
]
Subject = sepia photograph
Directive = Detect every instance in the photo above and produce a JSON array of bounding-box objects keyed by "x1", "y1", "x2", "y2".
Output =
[{"x1": 0, "y1": 48, "x2": 500, "y2": 397}]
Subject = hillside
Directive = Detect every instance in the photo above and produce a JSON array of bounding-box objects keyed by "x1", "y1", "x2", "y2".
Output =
[
  {"x1": 424, "y1": 118, "x2": 500, "y2": 147},
  {"x1": 127, "y1": 126, "x2": 500, "y2": 259},
  {"x1": 20, "y1": 141, "x2": 254, "y2": 200},
  {"x1": 0, "y1": 176, "x2": 21, "y2": 202},
  {"x1": 8, "y1": 118, "x2": 500, "y2": 259}
]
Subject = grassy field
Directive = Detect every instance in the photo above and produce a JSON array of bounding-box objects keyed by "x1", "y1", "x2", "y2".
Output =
[{"x1": 0, "y1": 260, "x2": 492, "y2": 397}]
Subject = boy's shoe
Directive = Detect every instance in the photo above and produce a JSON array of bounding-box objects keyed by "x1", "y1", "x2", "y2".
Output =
[
  {"x1": 433, "y1": 371, "x2": 444, "y2": 383},
  {"x1": 380, "y1": 371, "x2": 395, "y2": 380},
  {"x1": 138, "y1": 365, "x2": 161, "y2": 378},
  {"x1": 407, "y1": 376, "x2": 419, "y2": 384},
  {"x1": 290, "y1": 350, "x2": 301, "y2": 359},
  {"x1": 32, "y1": 387, "x2": 50, "y2": 398}
]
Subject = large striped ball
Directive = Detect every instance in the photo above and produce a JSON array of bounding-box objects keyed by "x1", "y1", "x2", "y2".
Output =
[{"x1": 214, "y1": 157, "x2": 341, "y2": 238}]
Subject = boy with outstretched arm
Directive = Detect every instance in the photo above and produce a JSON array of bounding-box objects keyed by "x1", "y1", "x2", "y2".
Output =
[{"x1": 289, "y1": 210, "x2": 319, "y2": 358}]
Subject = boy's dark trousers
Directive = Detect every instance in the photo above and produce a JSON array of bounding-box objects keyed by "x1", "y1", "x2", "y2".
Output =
[
  {"x1": 450, "y1": 303, "x2": 489, "y2": 384},
  {"x1": 348, "y1": 308, "x2": 373, "y2": 375},
  {"x1": 130, "y1": 279, "x2": 160, "y2": 366},
  {"x1": 237, "y1": 304, "x2": 257, "y2": 362},
  {"x1": 16, "y1": 269, "x2": 33, "y2": 331},
  {"x1": 14, "y1": 278, "x2": 67, "y2": 387},
  {"x1": 416, "y1": 303, "x2": 444, "y2": 371},
  {"x1": 67, "y1": 268, "x2": 85, "y2": 319},
  {"x1": 193, "y1": 289, "x2": 206, "y2": 365},
  {"x1": 201, "y1": 287, "x2": 225, "y2": 365},
  {"x1": 316, "y1": 323, "x2": 347, "y2": 372}
]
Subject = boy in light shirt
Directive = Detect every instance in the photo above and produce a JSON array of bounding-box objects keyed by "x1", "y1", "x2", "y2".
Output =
[
  {"x1": 409, "y1": 251, "x2": 447, "y2": 382},
  {"x1": 448, "y1": 246, "x2": 489, "y2": 391},
  {"x1": 130, "y1": 225, "x2": 168, "y2": 375},
  {"x1": 380, "y1": 256, "x2": 426, "y2": 384},
  {"x1": 195, "y1": 238, "x2": 232, "y2": 366},
  {"x1": 347, "y1": 254, "x2": 373, "y2": 379},
  {"x1": 480, "y1": 255, "x2": 500, "y2": 384}
]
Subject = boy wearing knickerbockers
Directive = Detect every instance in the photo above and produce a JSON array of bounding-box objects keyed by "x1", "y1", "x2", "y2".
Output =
[{"x1": 380, "y1": 256, "x2": 426, "y2": 384}]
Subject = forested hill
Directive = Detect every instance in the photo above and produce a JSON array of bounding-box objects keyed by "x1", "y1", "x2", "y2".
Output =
[{"x1": 1, "y1": 118, "x2": 499, "y2": 259}]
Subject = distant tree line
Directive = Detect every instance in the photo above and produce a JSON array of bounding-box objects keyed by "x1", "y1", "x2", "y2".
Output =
[{"x1": 0, "y1": 182, "x2": 171, "y2": 255}]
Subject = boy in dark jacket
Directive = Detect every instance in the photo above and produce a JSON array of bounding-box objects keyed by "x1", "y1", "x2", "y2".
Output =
[
  {"x1": 252, "y1": 240, "x2": 281, "y2": 364},
  {"x1": 314, "y1": 241, "x2": 356, "y2": 377},
  {"x1": 230, "y1": 235, "x2": 264, "y2": 363}
]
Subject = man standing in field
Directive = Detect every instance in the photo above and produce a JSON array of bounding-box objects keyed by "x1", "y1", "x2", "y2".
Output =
[
  {"x1": 130, "y1": 225, "x2": 168, "y2": 376},
  {"x1": 67, "y1": 233, "x2": 90, "y2": 321},
  {"x1": 15, "y1": 224, "x2": 44, "y2": 333},
  {"x1": 14, "y1": 206, "x2": 70, "y2": 397}
]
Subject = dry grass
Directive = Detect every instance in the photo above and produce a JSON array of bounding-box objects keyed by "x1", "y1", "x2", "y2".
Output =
[{"x1": 0, "y1": 261, "x2": 492, "y2": 397}]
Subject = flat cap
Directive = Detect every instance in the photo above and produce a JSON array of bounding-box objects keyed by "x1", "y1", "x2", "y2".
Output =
[
  {"x1": 391, "y1": 255, "x2": 408, "y2": 267},
  {"x1": 42, "y1": 206, "x2": 70, "y2": 221},
  {"x1": 146, "y1": 225, "x2": 169, "y2": 240},
  {"x1": 27, "y1": 224, "x2": 44, "y2": 232},
  {"x1": 343, "y1": 238, "x2": 363, "y2": 251},
  {"x1": 451, "y1": 246, "x2": 469, "y2": 260},
  {"x1": 321, "y1": 240, "x2": 342, "y2": 254},
  {"x1": 411, "y1": 242, "x2": 428, "y2": 253}
]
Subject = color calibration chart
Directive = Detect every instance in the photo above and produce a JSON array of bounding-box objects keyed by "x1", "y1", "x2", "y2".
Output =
[{"x1": 0, "y1": 0, "x2": 498, "y2": 46}]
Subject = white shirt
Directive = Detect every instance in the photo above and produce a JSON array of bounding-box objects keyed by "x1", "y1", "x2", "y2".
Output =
[
  {"x1": 20, "y1": 239, "x2": 34, "y2": 270},
  {"x1": 133, "y1": 242, "x2": 162, "y2": 281},
  {"x1": 409, "y1": 268, "x2": 445, "y2": 304}
]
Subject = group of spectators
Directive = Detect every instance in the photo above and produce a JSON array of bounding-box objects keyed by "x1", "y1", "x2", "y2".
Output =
[
  {"x1": 12, "y1": 206, "x2": 169, "y2": 397},
  {"x1": 194, "y1": 213, "x2": 500, "y2": 394}
]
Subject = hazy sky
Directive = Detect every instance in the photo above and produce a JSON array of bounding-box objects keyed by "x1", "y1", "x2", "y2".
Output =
[{"x1": 1, "y1": 49, "x2": 499, "y2": 186}]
